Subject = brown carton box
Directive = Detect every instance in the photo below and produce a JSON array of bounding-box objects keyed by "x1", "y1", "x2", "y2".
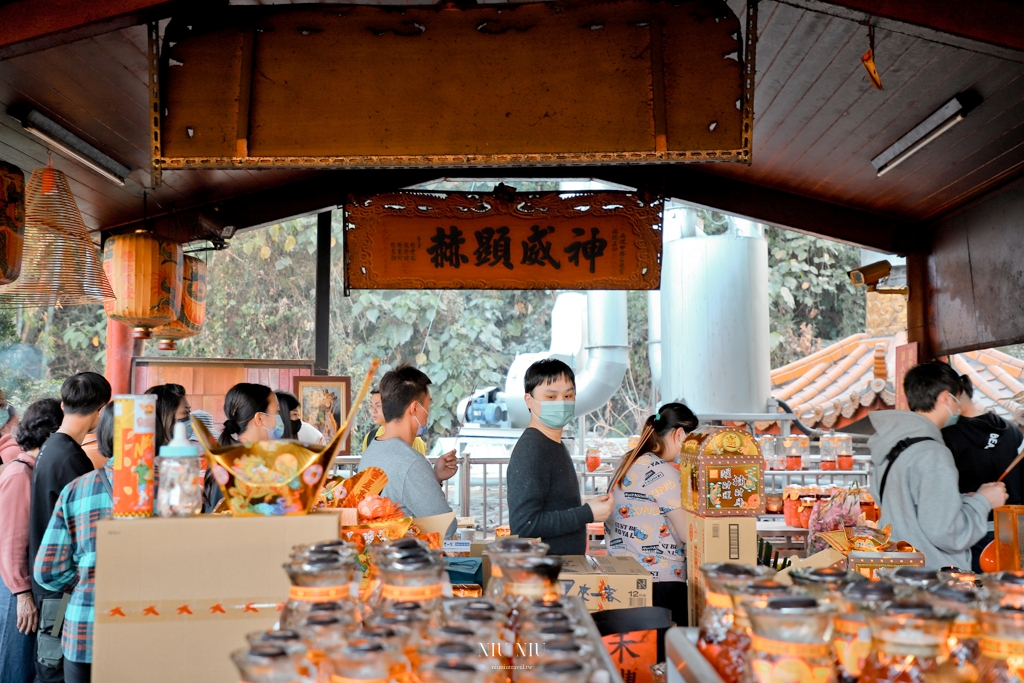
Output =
[
  {"x1": 683, "y1": 512, "x2": 758, "y2": 627},
  {"x1": 558, "y1": 555, "x2": 653, "y2": 612},
  {"x1": 93, "y1": 512, "x2": 340, "y2": 683}
]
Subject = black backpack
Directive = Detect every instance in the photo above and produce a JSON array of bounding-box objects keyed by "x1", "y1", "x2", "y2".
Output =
[{"x1": 878, "y1": 437, "x2": 935, "y2": 504}]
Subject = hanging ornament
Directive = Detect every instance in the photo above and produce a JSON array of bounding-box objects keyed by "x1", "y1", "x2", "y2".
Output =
[
  {"x1": 153, "y1": 254, "x2": 207, "y2": 350},
  {"x1": 102, "y1": 231, "x2": 183, "y2": 339},
  {"x1": 0, "y1": 165, "x2": 114, "y2": 308},
  {"x1": 861, "y1": 23, "x2": 884, "y2": 91},
  {"x1": 0, "y1": 161, "x2": 25, "y2": 286}
]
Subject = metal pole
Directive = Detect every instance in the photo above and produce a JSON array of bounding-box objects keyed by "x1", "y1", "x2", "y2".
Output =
[{"x1": 314, "y1": 210, "x2": 332, "y2": 375}]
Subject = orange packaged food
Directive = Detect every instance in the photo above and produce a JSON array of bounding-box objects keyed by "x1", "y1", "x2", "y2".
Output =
[{"x1": 112, "y1": 395, "x2": 157, "y2": 518}]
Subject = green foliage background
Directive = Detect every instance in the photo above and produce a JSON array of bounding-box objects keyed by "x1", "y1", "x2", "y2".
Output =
[{"x1": 0, "y1": 210, "x2": 866, "y2": 438}]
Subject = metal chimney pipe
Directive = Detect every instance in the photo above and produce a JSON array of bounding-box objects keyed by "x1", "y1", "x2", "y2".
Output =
[{"x1": 573, "y1": 291, "x2": 629, "y2": 416}]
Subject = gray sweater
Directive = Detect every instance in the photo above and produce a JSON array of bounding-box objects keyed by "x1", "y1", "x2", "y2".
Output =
[
  {"x1": 360, "y1": 436, "x2": 457, "y2": 539},
  {"x1": 868, "y1": 410, "x2": 991, "y2": 570},
  {"x1": 507, "y1": 428, "x2": 593, "y2": 555}
]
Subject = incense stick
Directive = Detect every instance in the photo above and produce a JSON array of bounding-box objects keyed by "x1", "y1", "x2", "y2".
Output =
[{"x1": 998, "y1": 449, "x2": 1024, "y2": 483}]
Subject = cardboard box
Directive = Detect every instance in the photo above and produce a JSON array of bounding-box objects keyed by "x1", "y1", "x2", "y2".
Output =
[
  {"x1": 683, "y1": 512, "x2": 758, "y2": 627},
  {"x1": 558, "y1": 555, "x2": 653, "y2": 612},
  {"x1": 93, "y1": 512, "x2": 340, "y2": 683}
]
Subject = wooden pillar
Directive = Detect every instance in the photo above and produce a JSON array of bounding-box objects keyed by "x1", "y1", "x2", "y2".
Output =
[
  {"x1": 314, "y1": 210, "x2": 331, "y2": 376},
  {"x1": 905, "y1": 253, "x2": 934, "y2": 361},
  {"x1": 104, "y1": 317, "x2": 134, "y2": 394}
]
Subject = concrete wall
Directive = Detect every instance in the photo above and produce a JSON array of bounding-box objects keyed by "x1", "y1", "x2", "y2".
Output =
[{"x1": 929, "y1": 176, "x2": 1024, "y2": 355}]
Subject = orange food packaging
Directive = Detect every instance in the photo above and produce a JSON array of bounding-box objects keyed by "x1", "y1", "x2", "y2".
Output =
[{"x1": 112, "y1": 395, "x2": 157, "y2": 518}]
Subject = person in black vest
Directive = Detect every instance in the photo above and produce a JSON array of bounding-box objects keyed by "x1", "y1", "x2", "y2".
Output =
[
  {"x1": 28, "y1": 372, "x2": 110, "y2": 683},
  {"x1": 943, "y1": 373, "x2": 1024, "y2": 572}
]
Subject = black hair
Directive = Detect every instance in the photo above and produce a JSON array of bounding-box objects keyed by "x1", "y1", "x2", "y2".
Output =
[
  {"x1": 96, "y1": 402, "x2": 116, "y2": 459},
  {"x1": 274, "y1": 391, "x2": 296, "y2": 439},
  {"x1": 959, "y1": 373, "x2": 974, "y2": 399},
  {"x1": 276, "y1": 391, "x2": 300, "y2": 414},
  {"x1": 146, "y1": 383, "x2": 187, "y2": 449},
  {"x1": 370, "y1": 388, "x2": 380, "y2": 396},
  {"x1": 220, "y1": 383, "x2": 273, "y2": 446},
  {"x1": 380, "y1": 365, "x2": 431, "y2": 423},
  {"x1": 611, "y1": 402, "x2": 699, "y2": 488},
  {"x1": 905, "y1": 361, "x2": 962, "y2": 413},
  {"x1": 15, "y1": 398, "x2": 63, "y2": 452},
  {"x1": 524, "y1": 358, "x2": 575, "y2": 396},
  {"x1": 61, "y1": 372, "x2": 111, "y2": 416}
]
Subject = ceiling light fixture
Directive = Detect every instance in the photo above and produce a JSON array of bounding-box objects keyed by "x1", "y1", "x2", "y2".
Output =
[
  {"x1": 19, "y1": 109, "x2": 130, "y2": 186},
  {"x1": 872, "y1": 94, "x2": 979, "y2": 177}
]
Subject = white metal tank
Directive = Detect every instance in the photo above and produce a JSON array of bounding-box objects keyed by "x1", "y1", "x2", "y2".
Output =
[{"x1": 660, "y1": 214, "x2": 770, "y2": 415}]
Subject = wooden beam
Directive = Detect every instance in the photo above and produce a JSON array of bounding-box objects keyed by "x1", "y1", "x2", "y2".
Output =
[
  {"x1": 0, "y1": 0, "x2": 180, "y2": 61},
  {"x1": 314, "y1": 210, "x2": 332, "y2": 376},
  {"x1": 103, "y1": 166, "x2": 922, "y2": 254}
]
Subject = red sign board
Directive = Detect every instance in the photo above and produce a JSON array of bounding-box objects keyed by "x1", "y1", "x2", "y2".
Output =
[{"x1": 344, "y1": 191, "x2": 662, "y2": 290}]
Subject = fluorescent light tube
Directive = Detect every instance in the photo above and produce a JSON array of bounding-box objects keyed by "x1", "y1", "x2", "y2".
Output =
[
  {"x1": 21, "y1": 109, "x2": 130, "y2": 186},
  {"x1": 872, "y1": 96, "x2": 969, "y2": 177}
]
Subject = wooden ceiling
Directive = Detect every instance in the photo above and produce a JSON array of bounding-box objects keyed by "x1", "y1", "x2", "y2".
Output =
[{"x1": 0, "y1": 0, "x2": 1021, "y2": 247}]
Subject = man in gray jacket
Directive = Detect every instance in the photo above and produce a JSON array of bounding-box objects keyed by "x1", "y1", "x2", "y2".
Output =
[{"x1": 869, "y1": 361, "x2": 1007, "y2": 569}]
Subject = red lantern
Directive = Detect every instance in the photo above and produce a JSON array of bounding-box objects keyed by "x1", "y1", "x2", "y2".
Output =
[
  {"x1": 103, "y1": 232, "x2": 183, "y2": 339},
  {"x1": 153, "y1": 255, "x2": 207, "y2": 351},
  {"x1": 0, "y1": 160, "x2": 25, "y2": 286}
]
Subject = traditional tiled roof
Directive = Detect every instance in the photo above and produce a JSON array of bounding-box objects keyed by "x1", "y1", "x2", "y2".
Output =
[{"x1": 763, "y1": 333, "x2": 1024, "y2": 430}]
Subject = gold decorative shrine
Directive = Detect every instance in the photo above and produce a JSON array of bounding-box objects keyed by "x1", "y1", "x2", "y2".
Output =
[
  {"x1": 345, "y1": 191, "x2": 662, "y2": 290},
  {"x1": 679, "y1": 426, "x2": 765, "y2": 517},
  {"x1": 154, "y1": 0, "x2": 755, "y2": 176}
]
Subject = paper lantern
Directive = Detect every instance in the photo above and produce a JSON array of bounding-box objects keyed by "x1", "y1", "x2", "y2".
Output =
[
  {"x1": 0, "y1": 166, "x2": 113, "y2": 308},
  {"x1": 102, "y1": 232, "x2": 183, "y2": 339},
  {"x1": 153, "y1": 254, "x2": 207, "y2": 350},
  {"x1": 0, "y1": 161, "x2": 25, "y2": 286}
]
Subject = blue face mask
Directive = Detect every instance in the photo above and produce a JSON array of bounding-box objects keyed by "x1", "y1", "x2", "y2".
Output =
[
  {"x1": 271, "y1": 414, "x2": 285, "y2": 440},
  {"x1": 535, "y1": 400, "x2": 576, "y2": 429},
  {"x1": 413, "y1": 403, "x2": 429, "y2": 438},
  {"x1": 945, "y1": 395, "x2": 962, "y2": 428}
]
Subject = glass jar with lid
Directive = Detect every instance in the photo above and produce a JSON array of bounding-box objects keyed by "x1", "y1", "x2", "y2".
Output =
[
  {"x1": 976, "y1": 605, "x2": 1024, "y2": 683},
  {"x1": 758, "y1": 435, "x2": 783, "y2": 471},
  {"x1": 789, "y1": 568, "x2": 865, "y2": 606},
  {"x1": 744, "y1": 596, "x2": 836, "y2": 683},
  {"x1": 485, "y1": 538, "x2": 550, "y2": 601},
  {"x1": 231, "y1": 643, "x2": 307, "y2": 683},
  {"x1": 281, "y1": 551, "x2": 358, "y2": 630},
  {"x1": 370, "y1": 544, "x2": 447, "y2": 613},
  {"x1": 927, "y1": 581, "x2": 983, "y2": 681},
  {"x1": 518, "y1": 661, "x2": 592, "y2": 683},
  {"x1": 299, "y1": 614, "x2": 353, "y2": 674},
  {"x1": 500, "y1": 557, "x2": 565, "y2": 618},
  {"x1": 876, "y1": 567, "x2": 943, "y2": 599},
  {"x1": 983, "y1": 571, "x2": 1024, "y2": 610},
  {"x1": 830, "y1": 581, "x2": 896, "y2": 683},
  {"x1": 419, "y1": 658, "x2": 504, "y2": 683},
  {"x1": 858, "y1": 602, "x2": 960, "y2": 683},
  {"x1": 324, "y1": 640, "x2": 398, "y2": 683},
  {"x1": 698, "y1": 564, "x2": 776, "y2": 683}
]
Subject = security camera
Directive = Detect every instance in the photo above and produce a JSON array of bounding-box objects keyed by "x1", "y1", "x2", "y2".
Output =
[{"x1": 848, "y1": 260, "x2": 891, "y2": 288}]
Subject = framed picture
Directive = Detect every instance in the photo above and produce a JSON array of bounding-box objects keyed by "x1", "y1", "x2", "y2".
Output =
[{"x1": 293, "y1": 375, "x2": 352, "y2": 454}]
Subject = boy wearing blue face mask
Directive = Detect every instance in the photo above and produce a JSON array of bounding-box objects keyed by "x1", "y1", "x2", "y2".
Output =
[
  {"x1": 359, "y1": 365, "x2": 458, "y2": 539},
  {"x1": 507, "y1": 359, "x2": 614, "y2": 555},
  {"x1": 868, "y1": 361, "x2": 1007, "y2": 569}
]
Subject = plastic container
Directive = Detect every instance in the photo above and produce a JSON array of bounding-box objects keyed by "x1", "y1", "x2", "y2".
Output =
[
  {"x1": 780, "y1": 435, "x2": 809, "y2": 471},
  {"x1": 585, "y1": 448, "x2": 601, "y2": 472},
  {"x1": 977, "y1": 605, "x2": 1024, "y2": 683},
  {"x1": 819, "y1": 434, "x2": 852, "y2": 472},
  {"x1": 744, "y1": 596, "x2": 837, "y2": 683},
  {"x1": 757, "y1": 436, "x2": 783, "y2": 471},
  {"x1": 830, "y1": 581, "x2": 896, "y2": 683},
  {"x1": 156, "y1": 422, "x2": 204, "y2": 517},
  {"x1": 927, "y1": 581, "x2": 983, "y2": 681}
]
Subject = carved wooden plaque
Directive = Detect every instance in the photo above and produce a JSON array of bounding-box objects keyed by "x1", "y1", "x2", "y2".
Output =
[{"x1": 344, "y1": 191, "x2": 662, "y2": 290}]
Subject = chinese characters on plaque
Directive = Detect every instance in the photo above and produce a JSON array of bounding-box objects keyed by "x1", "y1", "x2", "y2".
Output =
[{"x1": 345, "y1": 191, "x2": 662, "y2": 290}]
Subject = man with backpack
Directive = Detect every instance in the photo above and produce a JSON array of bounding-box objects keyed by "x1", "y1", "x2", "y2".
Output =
[{"x1": 868, "y1": 361, "x2": 1007, "y2": 569}]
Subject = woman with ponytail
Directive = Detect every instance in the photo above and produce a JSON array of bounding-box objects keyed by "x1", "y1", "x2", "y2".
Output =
[
  {"x1": 203, "y1": 383, "x2": 279, "y2": 513},
  {"x1": 607, "y1": 402, "x2": 698, "y2": 625}
]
